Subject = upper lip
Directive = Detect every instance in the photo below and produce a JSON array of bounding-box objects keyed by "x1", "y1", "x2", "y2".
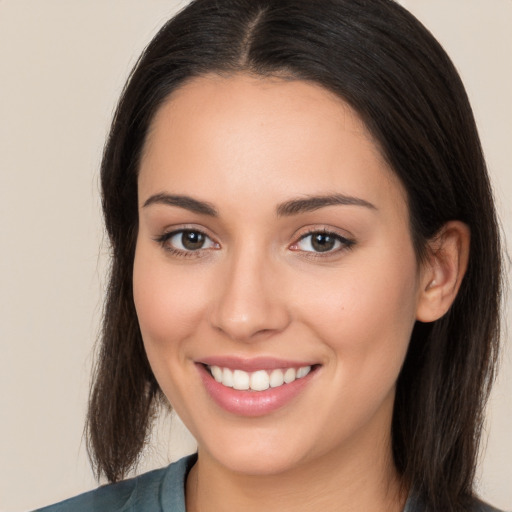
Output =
[{"x1": 198, "y1": 356, "x2": 318, "y2": 372}]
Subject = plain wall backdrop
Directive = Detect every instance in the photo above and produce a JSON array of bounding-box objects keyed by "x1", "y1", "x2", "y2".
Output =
[{"x1": 0, "y1": 1, "x2": 510, "y2": 511}]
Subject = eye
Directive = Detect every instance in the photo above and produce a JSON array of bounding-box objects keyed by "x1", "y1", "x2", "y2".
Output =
[
  {"x1": 292, "y1": 231, "x2": 354, "y2": 253},
  {"x1": 157, "y1": 229, "x2": 218, "y2": 253}
]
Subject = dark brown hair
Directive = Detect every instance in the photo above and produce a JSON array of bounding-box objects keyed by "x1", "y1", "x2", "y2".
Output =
[{"x1": 86, "y1": 1, "x2": 502, "y2": 510}]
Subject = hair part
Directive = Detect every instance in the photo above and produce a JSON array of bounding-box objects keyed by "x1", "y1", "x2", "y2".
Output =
[{"x1": 87, "y1": 1, "x2": 502, "y2": 509}]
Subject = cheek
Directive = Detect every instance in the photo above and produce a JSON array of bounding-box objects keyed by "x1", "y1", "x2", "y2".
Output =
[
  {"x1": 132, "y1": 241, "x2": 213, "y2": 419},
  {"x1": 298, "y1": 248, "x2": 419, "y2": 372},
  {"x1": 132, "y1": 242, "x2": 208, "y2": 352}
]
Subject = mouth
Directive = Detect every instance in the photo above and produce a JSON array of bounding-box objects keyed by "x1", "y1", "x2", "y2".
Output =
[
  {"x1": 197, "y1": 359, "x2": 320, "y2": 416},
  {"x1": 206, "y1": 364, "x2": 313, "y2": 391}
]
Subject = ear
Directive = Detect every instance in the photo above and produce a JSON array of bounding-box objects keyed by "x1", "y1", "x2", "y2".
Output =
[{"x1": 416, "y1": 221, "x2": 470, "y2": 322}]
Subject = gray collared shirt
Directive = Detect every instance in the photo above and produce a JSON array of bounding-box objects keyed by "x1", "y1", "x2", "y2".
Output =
[{"x1": 35, "y1": 454, "x2": 505, "y2": 512}]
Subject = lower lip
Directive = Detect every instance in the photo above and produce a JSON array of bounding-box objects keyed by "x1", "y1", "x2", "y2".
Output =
[{"x1": 197, "y1": 364, "x2": 317, "y2": 417}]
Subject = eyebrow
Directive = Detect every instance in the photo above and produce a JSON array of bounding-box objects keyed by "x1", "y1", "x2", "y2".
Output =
[
  {"x1": 276, "y1": 194, "x2": 377, "y2": 216},
  {"x1": 142, "y1": 193, "x2": 218, "y2": 216},
  {"x1": 142, "y1": 192, "x2": 376, "y2": 217}
]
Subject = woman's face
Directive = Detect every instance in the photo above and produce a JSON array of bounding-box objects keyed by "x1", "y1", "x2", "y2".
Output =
[{"x1": 134, "y1": 74, "x2": 426, "y2": 476}]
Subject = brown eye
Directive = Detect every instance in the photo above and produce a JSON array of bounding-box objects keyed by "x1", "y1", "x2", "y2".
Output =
[
  {"x1": 311, "y1": 233, "x2": 337, "y2": 252},
  {"x1": 181, "y1": 230, "x2": 206, "y2": 250},
  {"x1": 160, "y1": 229, "x2": 217, "y2": 253},
  {"x1": 294, "y1": 231, "x2": 354, "y2": 254}
]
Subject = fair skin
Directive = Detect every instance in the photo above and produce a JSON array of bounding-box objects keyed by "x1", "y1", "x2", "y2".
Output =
[{"x1": 133, "y1": 74, "x2": 469, "y2": 512}]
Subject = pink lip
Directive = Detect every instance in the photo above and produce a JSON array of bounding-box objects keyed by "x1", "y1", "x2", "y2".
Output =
[
  {"x1": 199, "y1": 355, "x2": 315, "y2": 372},
  {"x1": 197, "y1": 362, "x2": 318, "y2": 417}
]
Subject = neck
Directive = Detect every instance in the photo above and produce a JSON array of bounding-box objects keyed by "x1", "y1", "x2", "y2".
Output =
[{"x1": 186, "y1": 430, "x2": 407, "y2": 512}]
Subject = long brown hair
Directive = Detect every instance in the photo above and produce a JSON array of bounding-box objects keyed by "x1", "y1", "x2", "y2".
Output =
[{"x1": 86, "y1": 1, "x2": 502, "y2": 510}]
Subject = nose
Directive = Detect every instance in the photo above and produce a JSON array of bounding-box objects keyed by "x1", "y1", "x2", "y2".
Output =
[{"x1": 209, "y1": 247, "x2": 291, "y2": 342}]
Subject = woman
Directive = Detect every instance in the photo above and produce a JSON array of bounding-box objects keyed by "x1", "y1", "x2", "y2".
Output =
[{"x1": 36, "y1": 0, "x2": 504, "y2": 511}]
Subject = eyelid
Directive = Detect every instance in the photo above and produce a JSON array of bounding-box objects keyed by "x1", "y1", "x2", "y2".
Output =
[
  {"x1": 154, "y1": 225, "x2": 220, "y2": 256},
  {"x1": 289, "y1": 226, "x2": 356, "y2": 254},
  {"x1": 153, "y1": 224, "x2": 354, "y2": 258}
]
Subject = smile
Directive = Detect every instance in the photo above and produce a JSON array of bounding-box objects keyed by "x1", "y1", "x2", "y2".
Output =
[
  {"x1": 207, "y1": 365, "x2": 312, "y2": 391},
  {"x1": 198, "y1": 360, "x2": 319, "y2": 416}
]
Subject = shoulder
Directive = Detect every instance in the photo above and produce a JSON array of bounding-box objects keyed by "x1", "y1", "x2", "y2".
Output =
[{"x1": 33, "y1": 454, "x2": 197, "y2": 512}]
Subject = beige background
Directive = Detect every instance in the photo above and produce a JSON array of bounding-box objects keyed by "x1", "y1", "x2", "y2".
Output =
[{"x1": 0, "y1": 1, "x2": 510, "y2": 511}]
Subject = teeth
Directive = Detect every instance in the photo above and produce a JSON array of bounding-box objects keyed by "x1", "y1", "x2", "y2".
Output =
[
  {"x1": 208, "y1": 365, "x2": 312, "y2": 391},
  {"x1": 284, "y1": 368, "x2": 296, "y2": 383},
  {"x1": 297, "y1": 366, "x2": 311, "y2": 379},
  {"x1": 222, "y1": 368, "x2": 234, "y2": 387},
  {"x1": 233, "y1": 369, "x2": 250, "y2": 390},
  {"x1": 250, "y1": 370, "x2": 270, "y2": 391},
  {"x1": 269, "y1": 368, "x2": 284, "y2": 388},
  {"x1": 211, "y1": 365, "x2": 223, "y2": 382}
]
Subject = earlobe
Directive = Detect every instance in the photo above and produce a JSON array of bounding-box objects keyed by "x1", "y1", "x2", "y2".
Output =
[{"x1": 416, "y1": 221, "x2": 470, "y2": 323}]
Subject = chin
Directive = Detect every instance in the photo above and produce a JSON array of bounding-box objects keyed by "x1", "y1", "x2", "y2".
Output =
[
  {"x1": 196, "y1": 426, "x2": 312, "y2": 476},
  {"x1": 210, "y1": 448, "x2": 305, "y2": 476}
]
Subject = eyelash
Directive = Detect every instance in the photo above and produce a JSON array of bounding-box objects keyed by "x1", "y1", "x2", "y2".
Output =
[
  {"x1": 154, "y1": 228, "x2": 355, "y2": 258},
  {"x1": 291, "y1": 229, "x2": 356, "y2": 257},
  {"x1": 154, "y1": 229, "x2": 219, "y2": 259}
]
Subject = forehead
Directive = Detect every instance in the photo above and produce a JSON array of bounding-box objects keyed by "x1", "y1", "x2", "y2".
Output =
[
  {"x1": 144, "y1": 73, "x2": 378, "y2": 157},
  {"x1": 139, "y1": 73, "x2": 406, "y2": 216}
]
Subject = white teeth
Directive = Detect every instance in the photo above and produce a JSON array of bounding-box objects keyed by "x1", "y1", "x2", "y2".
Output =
[
  {"x1": 222, "y1": 368, "x2": 234, "y2": 387},
  {"x1": 211, "y1": 365, "x2": 223, "y2": 382},
  {"x1": 297, "y1": 366, "x2": 311, "y2": 379},
  {"x1": 284, "y1": 368, "x2": 296, "y2": 383},
  {"x1": 269, "y1": 368, "x2": 284, "y2": 388},
  {"x1": 208, "y1": 365, "x2": 312, "y2": 391},
  {"x1": 233, "y1": 369, "x2": 250, "y2": 390},
  {"x1": 250, "y1": 370, "x2": 270, "y2": 391}
]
